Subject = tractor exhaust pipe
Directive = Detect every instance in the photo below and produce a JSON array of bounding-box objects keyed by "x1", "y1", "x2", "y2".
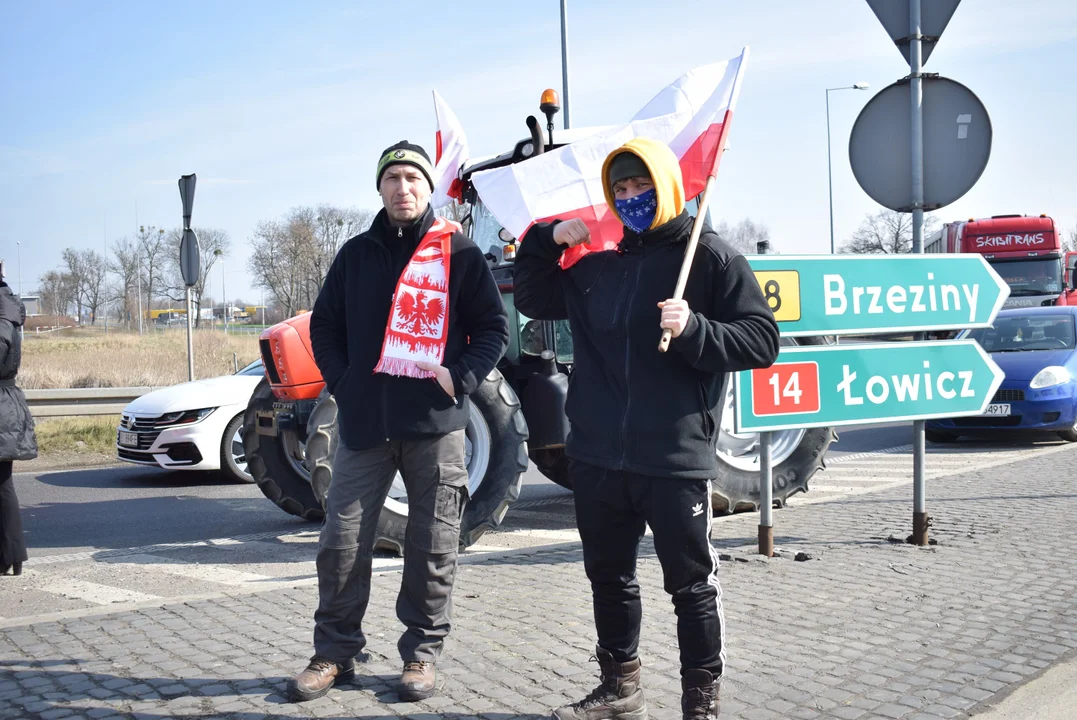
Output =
[{"x1": 526, "y1": 115, "x2": 545, "y2": 157}]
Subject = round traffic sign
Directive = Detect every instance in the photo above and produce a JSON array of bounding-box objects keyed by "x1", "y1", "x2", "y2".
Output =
[{"x1": 849, "y1": 76, "x2": 991, "y2": 212}]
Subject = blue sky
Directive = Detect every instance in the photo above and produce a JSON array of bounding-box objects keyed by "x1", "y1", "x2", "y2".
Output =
[{"x1": 3, "y1": 0, "x2": 1075, "y2": 302}]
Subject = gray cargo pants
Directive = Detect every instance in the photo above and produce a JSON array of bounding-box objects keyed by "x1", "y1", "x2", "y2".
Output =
[{"x1": 313, "y1": 429, "x2": 468, "y2": 665}]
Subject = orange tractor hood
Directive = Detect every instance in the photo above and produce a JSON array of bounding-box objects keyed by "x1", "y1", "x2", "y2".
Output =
[{"x1": 259, "y1": 312, "x2": 326, "y2": 401}]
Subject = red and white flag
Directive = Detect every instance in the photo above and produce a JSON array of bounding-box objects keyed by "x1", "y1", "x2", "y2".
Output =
[
  {"x1": 471, "y1": 47, "x2": 749, "y2": 268},
  {"x1": 431, "y1": 90, "x2": 468, "y2": 208}
]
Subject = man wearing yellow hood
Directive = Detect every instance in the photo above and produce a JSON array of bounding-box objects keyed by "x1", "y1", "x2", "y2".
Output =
[{"x1": 515, "y1": 137, "x2": 779, "y2": 720}]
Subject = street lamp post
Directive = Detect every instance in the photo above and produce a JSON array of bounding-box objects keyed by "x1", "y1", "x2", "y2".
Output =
[{"x1": 826, "y1": 83, "x2": 870, "y2": 254}]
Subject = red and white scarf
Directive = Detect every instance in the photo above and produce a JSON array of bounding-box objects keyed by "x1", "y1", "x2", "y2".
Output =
[{"x1": 374, "y1": 217, "x2": 460, "y2": 379}]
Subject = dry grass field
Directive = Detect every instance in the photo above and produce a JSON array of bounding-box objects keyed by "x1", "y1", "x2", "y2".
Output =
[
  {"x1": 21, "y1": 327, "x2": 262, "y2": 390},
  {"x1": 34, "y1": 417, "x2": 118, "y2": 456}
]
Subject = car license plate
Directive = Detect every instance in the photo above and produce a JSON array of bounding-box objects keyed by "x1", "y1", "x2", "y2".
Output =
[
  {"x1": 981, "y1": 403, "x2": 1011, "y2": 417},
  {"x1": 119, "y1": 430, "x2": 139, "y2": 447}
]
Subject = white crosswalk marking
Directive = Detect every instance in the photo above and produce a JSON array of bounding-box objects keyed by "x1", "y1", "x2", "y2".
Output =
[
  {"x1": 798, "y1": 441, "x2": 1073, "y2": 506},
  {"x1": 40, "y1": 579, "x2": 160, "y2": 606},
  {"x1": 6, "y1": 440, "x2": 1073, "y2": 626},
  {"x1": 115, "y1": 554, "x2": 272, "y2": 585}
]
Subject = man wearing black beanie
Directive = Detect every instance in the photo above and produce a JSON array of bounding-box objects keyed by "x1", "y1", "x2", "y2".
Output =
[{"x1": 289, "y1": 141, "x2": 509, "y2": 704}]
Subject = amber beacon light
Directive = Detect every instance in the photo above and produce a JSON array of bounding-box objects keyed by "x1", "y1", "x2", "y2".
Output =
[{"x1": 540, "y1": 88, "x2": 561, "y2": 115}]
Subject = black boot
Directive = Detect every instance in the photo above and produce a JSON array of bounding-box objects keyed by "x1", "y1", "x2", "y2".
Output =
[
  {"x1": 552, "y1": 648, "x2": 648, "y2": 720},
  {"x1": 681, "y1": 669, "x2": 720, "y2": 719}
]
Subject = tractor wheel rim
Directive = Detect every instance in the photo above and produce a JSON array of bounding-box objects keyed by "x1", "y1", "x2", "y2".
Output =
[
  {"x1": 715, "y1": 378, "x2": 805, "y2": 471},
  {"x1": 282, "y1": 430, "x2": 309, "y2": 480}
]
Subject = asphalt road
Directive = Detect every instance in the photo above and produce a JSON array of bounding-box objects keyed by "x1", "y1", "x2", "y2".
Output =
[{"x1": 11, "y1": 423, "x2": 917, "y2": 558}]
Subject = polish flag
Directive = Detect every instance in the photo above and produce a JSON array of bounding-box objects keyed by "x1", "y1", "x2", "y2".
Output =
[
  {"x1": 431, "y1": 90, "x2": 468, "y2": 208},
  {"x1": 471, "y1": 47, "x2": 749, "y2": 268}
]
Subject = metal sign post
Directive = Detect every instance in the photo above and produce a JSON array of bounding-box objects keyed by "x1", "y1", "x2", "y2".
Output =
[
  {"x1": 758, "y1": 431, "x2": 773, "y2": 556},
  {"x1": 755, "y1": 239, "x2": 774, "y2": 556},
  {"x1": 856, "y1": 0, "x2": 981, "y2": 546},
  {"x1": 178, "y1": 174, "x2": 200, "y2": 383},
  {"x1": 909, "y1": 0, "x2": 930, "y2": 546}
]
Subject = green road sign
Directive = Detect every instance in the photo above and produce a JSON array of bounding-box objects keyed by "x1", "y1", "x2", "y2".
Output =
[
  {"x1": 745, "y1": 255, "x2": 1009, "y2": 336},
  {"x1": 733, "y1": 340, "x2": 1003, "y2": 433}
]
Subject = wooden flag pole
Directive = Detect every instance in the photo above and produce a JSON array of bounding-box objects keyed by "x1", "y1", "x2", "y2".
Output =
[{"x1": 658, "y1": 173, "x2": 717, "y2": 352}]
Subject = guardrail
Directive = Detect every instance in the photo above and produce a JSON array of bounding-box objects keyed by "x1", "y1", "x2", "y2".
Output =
[{"x1": 24, "y1": 387, "x2": 158, "y2": 418}]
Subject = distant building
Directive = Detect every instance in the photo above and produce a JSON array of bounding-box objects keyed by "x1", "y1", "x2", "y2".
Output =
[{"x1": 21, "y1": 295, "x2": 41, "y2": 316}]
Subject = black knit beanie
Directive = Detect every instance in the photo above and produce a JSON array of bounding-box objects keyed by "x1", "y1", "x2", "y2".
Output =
[
  {"x1": 376, "y1": 141, "x2": 434, "y2": 191},
  {"x1": 607, "y1": 152, "x2": 651, "y2": 189}
]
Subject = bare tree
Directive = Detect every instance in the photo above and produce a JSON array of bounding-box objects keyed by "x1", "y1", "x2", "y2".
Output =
[
  {"x1": 715, "y1": 218, "x2": 772, "y2": 254},
  {"x1": 1064, "y1": 221, "x2": 1077, "y2": 253},
  {"x1": 39, "y1": 270, "x2": 75, "y2": 318},
  {"x1": 248, "y1": 205, "x2": 375, "y2": 318},
  {"x1": 249, "y1": 218, "x2": 306, "y2": 317},
  {"x1": 308, "y1": 205, "x2": 374, "y2": 304},
  {"x1": 841, "y1": 209, "x2": 940, "y2": 254},
  {"x1": 136, "y1": 225, "x2": 168, "y2": 316},
  {"x1": 164, "y1": 227, "x2": 230, "y2": 328},
  {"x1": 80, "y1": 250, "x2": 108, "y2": 324},
  {"x1": 60, "y1": 249, "x2": 87, "y2": 323},
  {"x1": 110, "y1": 237, "x2": 141, "y2": 327}
]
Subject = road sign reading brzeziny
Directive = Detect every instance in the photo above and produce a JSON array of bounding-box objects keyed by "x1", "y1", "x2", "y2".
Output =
[
  {"x1": 733, "y1": 341, "x2": 1004, "y2": 433},
  {"x1": 745, "y1": 255, "x2": 1009, "y2": 337}
]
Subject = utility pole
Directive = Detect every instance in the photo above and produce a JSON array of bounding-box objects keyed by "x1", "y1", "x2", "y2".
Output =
[{"x1": 560, "y1": 0, "x2": 571, "y2": 128}]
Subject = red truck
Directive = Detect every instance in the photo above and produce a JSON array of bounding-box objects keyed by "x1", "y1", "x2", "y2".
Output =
[{"x1": 925, "y1": 214, "x2": 1077, "y2": 308}]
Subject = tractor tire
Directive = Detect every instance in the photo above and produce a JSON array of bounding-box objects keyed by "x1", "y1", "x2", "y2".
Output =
[
  {"x1": 243, "y1": 378, "x2": 324, "y2": 522},
  {"x1": 712, "y1": 335, "x2": 838, "y2": 513},
  {"x1": 528, "y1": 448, "x2": 572, "y2": 490},
  {"x1": 304, "y1": 369, "x2": 529, "y2": 553}
]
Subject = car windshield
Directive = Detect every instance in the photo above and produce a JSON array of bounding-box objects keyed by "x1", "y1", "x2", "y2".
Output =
[
  {"x1": 990, "y1": 258, "x2": 1063, "y2": 297},
  {"x1": 236, "y1": 359, "x2": 264, "y2": 376},
  {"x1": 967, "y1": 314, "x2": 1076, "y2": 352}
]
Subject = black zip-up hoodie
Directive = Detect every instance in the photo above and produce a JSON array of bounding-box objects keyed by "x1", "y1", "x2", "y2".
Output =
[
  {"x1": 513, "y1": 147, "x2": 779, "y2": 479},
  {"x1": 309, "y1": 206, "x2": 509, "y2": 451}
]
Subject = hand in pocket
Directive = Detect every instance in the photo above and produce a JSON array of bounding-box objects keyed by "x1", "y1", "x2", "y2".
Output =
[{"x1": 415, "y1": 362, "x2": 455, "y2": 400}]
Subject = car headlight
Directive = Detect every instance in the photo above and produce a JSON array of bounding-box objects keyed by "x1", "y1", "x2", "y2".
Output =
[
  {"x1": 1030, "y1": 366, "x2": 1071, "y2": 389},
  {"x1": 157, "y1": 408, "x2": 217, "y2": 427}
]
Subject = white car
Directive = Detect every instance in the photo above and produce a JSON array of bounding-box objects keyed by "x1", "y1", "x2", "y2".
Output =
[{"x1": 116, "y1": 359, "x2": 265, "y2": 482}]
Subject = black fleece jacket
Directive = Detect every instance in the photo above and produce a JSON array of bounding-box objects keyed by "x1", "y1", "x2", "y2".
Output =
[
  {"x1": 310, "y1": 207, "x2": 509, "y2": 451},
  {"x1": 514, "y1": 212, "x2": 780, "y2": 479}
]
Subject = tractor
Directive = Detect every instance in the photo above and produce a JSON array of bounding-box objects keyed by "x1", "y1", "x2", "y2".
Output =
[{"x1": 242, "y1": 91, "x2": 836, "y2": 552}]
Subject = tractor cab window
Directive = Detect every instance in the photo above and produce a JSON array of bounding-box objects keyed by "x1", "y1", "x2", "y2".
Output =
[{"x1": 470, "y1": 200, "x2": 507, "y2": 258}]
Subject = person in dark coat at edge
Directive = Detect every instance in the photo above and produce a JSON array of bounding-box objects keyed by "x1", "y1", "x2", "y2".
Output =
[
  {"x1": 513, "y1": 137, "x2": 780, "y2": 720},
  {"x1": 287, "y1": 142, "x2": 509, "y2": 703},
  {"x1": 0, "y1": 270, "x2": 38, "y2": 577}
]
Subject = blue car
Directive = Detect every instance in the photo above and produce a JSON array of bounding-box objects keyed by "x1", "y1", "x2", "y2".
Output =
[{"x1": 927, "y1": 306, "x2": 1077, "y2": 443}]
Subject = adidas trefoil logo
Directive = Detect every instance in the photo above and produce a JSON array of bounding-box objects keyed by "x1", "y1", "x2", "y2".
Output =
[{"x1": 692, "y1": 502, "x2": 705, "y2": 517}]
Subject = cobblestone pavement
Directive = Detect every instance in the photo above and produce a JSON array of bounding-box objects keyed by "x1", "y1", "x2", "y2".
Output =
[{"x1": 1, "y1": 442, "x2": 1076, "y2": 719}]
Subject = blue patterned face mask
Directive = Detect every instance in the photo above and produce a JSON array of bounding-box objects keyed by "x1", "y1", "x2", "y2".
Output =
[{"x1": 614, "y1": 189, "x2": 658, "y2": 234}]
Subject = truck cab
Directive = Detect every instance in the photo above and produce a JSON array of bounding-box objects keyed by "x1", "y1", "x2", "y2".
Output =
[{"x1": 927, "y1": 214, "x2": 1077, "y2": 309}]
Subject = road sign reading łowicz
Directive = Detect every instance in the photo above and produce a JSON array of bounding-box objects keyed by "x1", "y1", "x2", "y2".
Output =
[{"x1": 733, "y1": 341, "x2": 1004, "y2": 433}]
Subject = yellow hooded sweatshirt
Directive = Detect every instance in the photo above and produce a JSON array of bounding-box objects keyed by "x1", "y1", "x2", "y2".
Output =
[{"x1": 601, "y1": 137, "x2": 685, "y2": 232}]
